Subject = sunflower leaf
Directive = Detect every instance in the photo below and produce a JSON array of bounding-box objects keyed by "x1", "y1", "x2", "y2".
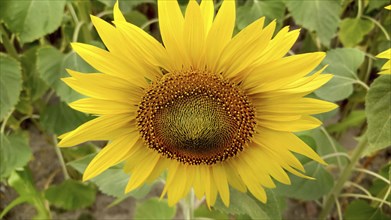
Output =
[
  {"x1": 315, "y1": 48, "x2": 365, "y2": 101},
  {"x1": 365, "y1": 75, "x2": 391, "y2": 155},
  {"x1": 236, "y1": 0, "x2": 285, "y2": 30},
  {"x1": 0, "y1": 53, "x2": 22, "y2": 121},
  {"x1": 0, "y1": 132, "x2": 32, "y2": 180},
  {"x1": 284, "y1": 0, "x2": 341, "y2": 46},
  {"x1": 44, "y1": 179, "x2": 96, "y2": 210},
  {"x1": 339, "y1": 18, "x2": 374, "y2": 48},
  {"x1": 68, "y1": 153, "x2": 153, "y2": 199},
  {"x1": 0, "y1": 0, "x2": 66, "y2": 43},
  {"x1": 40, "y1": 101, "x2": 91, "y2": 135},
  {"x1": 213, "y1": 189, "x2": 281, "y2": 220},
  {"x1": 37, "y1": 46, "x2": 95, "y2": 103},
  {"x1": 344, "y1": 200, "x2": 390, "y2": 220},
  {"x1": 134, "y1": 198, "x2": 176, "y2": 219}
]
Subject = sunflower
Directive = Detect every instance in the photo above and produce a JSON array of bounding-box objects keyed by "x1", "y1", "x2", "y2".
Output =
[{"x1": 59, "y1": 0, "x2": 337, "y2": 207}]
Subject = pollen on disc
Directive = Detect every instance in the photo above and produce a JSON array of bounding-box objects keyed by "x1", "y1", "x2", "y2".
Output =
[{"x1": 136, "y1": 71, "x2": 256, "y2": 165}]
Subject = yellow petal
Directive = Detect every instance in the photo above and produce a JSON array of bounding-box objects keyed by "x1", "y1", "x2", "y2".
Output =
[
  {"x1": 255, "y1": 98, "x2": 338, "y2": 115},
  {"x1": 167, "y1": 165, "x2": 188, "y2": 206},
  {"x1": 225, "y1": 162, "x2": 247, "y2": 192},
  {"x1": 200, "y1": 0, "x2": 214, "y2": 34},
  {"x1": 255, "y1": 27, "x2": 300, "y2": 66},
  {"x1": 193, "y1": 166, "x2": 206, "y2": 199},
  {"x1": 258, "y1": 127, "x2": 326, "y2": 165},
  {"x1": 113, "y1": 21, "x2": 171, "y2": 75},
  {"x1": 63, "y1": 70, "x2": 143, "y2": 102},
  {"x1": 220, "y1": 19, "x2": 276, "y2": 80},
  {"x1": 157, "y1": 0, "x2": 189, "y2": 70},
  {"x1": 83, "y1": 133, "x2": 138, "y2": 181},
  {"x1": 376, "y1": 48, "x2": 390, "y2": 59},
  {"x1": 212, "y1": 164, "x2": 230, "y2": 207},
  {"x1": 58, "y1": 114, "x2": 134, "y2": 147},
  {"x1": 113, "y1": 1, "x2": 126, "y2": 22},
  {"x1": 243, "y1": 52, "x2": 326, "y2": 93},
  {"x1": 69, "y1": 98, "x2": 136, "y2": 115},
  {"x1": 204, "y1": 0, "x2": 235, "y2": 72},
  {"x1": 183, "y1": 0, "x2": 205, "y2": 68},
  {"x1": 90, "y1": 15, "x2": 126, "y2": 57},
  {"x1": 259, "y1": 115, "x2": 322, "y2": 132},
  {"x1": 71, "y1": 43, "x2": 148, "y2": 86},
  {"x1": 125, "y1": 151, "x2": 160, "y2": 192}
]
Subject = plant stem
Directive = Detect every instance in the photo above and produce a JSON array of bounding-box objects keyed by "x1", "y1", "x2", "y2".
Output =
[
  {"x1": 184, "y1": 189, "x2": 195, "y2": 220},
  {"x1": 75, "y1": 0, "x2": 92, "y2": 43},
  {"x1": 319, "y1": 133, "x2": 368, "y2": 219},
  {"x1": 0, "y1": 24, "x2": 18, "y2": 59},
  {"x1": 52, "y1": 136, "x2": 70, "y2": 180}
]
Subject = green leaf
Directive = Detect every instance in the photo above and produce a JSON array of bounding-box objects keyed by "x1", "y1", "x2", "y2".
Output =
[
  {"x1": 365, "y1": 75, "x2": 391, "y2": 155},
  {"x1": 134, "y1": 198, "x2": 176, "y2": 219},
  {"x1": 0, "y1": 133, "x2": 32, "y2": 180},
  {"x1": 327, "y1": 110, "x2": 366, "y2": 133},
  {"x1": 20, "y1": 47, "x2": 49, "y2": 101},
  {"x1": 275, "y1": 159, "x2": 333, "y2": 200},
  {"x1": 0, "y1": 53, "x2": 22, "y2": 121},
  {"x1": 40, "y1": 101, "x2": 90, "y2": 135},
  {"x1": 37, "y1": 46, "x2": 95, "y2": 103},
  {"x1": 0, "y1": 0, "x2": 66, "y2": 43},
  {"x1": 195, "y1": 204, "x2": 229, "y2": 219},
  {"x1": 7, "y1": 169, "x2": 51, "y2": 219},
  {"x1": 236, "y1": 0, "x2": 285, "y2": 30},
  {"x1": 344, "y1": 200, "x2": 390, "y2": 220},
  {"x1": 68, "y1": 154, "x2": 152, "y2": 198},
  {"x1": 213, "y1": 189, "x2": 281, "y2": 220},
  {"x1": 284, "y1": 0, "x2": 340, "y2": 46},
  {"x1": 339, "y1": 18, "x2": 374, "y2": 47},
  {"x1": 315, "y1": 48, "x2": 365, "y2": 101},
  {"x1": 124, "y1": 10, "x2": 148, "y2": 28},
  {"x1": 44, "y1": 179, "x2": 96, "y2": 210},
  {"x1": 366, "y1": 0, "x2": 390, "y2": 13}
]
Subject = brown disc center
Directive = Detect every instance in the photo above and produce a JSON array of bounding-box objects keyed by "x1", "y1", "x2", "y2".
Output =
[{"x1": 136, "y1": 71, "x2": 256, "y2": 165}]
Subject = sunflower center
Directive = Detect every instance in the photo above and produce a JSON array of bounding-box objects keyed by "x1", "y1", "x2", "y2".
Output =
[{"x1": 136, "y1": 71, "x2": 256, "y2": 165}]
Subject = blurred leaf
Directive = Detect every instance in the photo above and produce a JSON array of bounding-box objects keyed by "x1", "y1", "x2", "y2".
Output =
[
  {"x1": 45, "y1": 179, "x2": 96, "y2": 210},
  {"x1": 327, "y1": 110, "x2": 366, "y2": 133},
  {"x1": 344, "y1": 200, "x2": 390, "y2": 220},
  {"x1": 0, "y1": 0, "x2": 66, "y2": 43},
  {"x1": 195, "y1": 204, "x2": 229, "y2": 219},
  {"x1": 0, "y1": 53, "x2": 22, "y2": 121},
  {"x1": 366, "y1": 0, "x2": 390, "y2": 13},
  {"x1": 302, "y1": 128, "x2": 348, "y2": 166},
  {"x1": 124, "y1": 10, "x2": 148, "y2": 28},
  {"x1": 134, "y1": 198, "x2": 176, "y2": 219},
  {"x1": 68, "y1": 154, "x2": 153, "y2": 198},
  {"x1": 315, "y1": 48, "x2": 365, "y2": 101},
  {"x1": 365, "y1": 75, "x2": 391, "y2": 155},
  {"x1": 369, "y1": 163, "x2": 390, "y2": 200},
  {"x1": 0, "y1": 132, "x2": 32, "y2": 180},
  {"x1": 20, "y1": 47, "x2": 49, "y2": 101},
  {"x1": 213, "y1": 189, "x2": 281, "y2": 220},
  {"x1": 275, "y1": 160, "x2": 333, "y2": 200},
  {"x1": 5, "y1": 169, "x2": 50, "y2": 219},
  {"x1": 236, "y1": 0, "x2": 285, "y2": 30},
  {"x1": 37, "y1": 46, "x2": 95, "y2": 102},
  {"x1": 40, "y1": 101, "x2": 90, "y2": 135},
  {"x1": 284, "y1": 0, "x2": 340, "y2": 46},
  {"x1": 339, "y1": 18, "x2": 374, "y2": 47}
]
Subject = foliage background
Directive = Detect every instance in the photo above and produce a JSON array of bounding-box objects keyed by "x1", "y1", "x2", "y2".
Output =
[{"x1": 0, "y1": 0, "x2": 390, "y2": 219}]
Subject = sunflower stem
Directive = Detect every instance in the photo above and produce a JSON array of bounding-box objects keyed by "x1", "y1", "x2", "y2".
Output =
[
  {"x1": 75, "y1": 0, "x2": 92, "y2": 43},
  {"x1": 52, "y1": 136, "x2": 70, "y2": 180},
  {"x1": 184, "y1": 189, "x2": 195, "y2": 220},
  {"x1": 319, "y1": 132, "x2": 368, "y2": 219}
]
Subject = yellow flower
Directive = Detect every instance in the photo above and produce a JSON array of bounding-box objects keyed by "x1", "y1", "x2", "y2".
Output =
[
  {"x1": 59, "y1": 0, "x2": 337, "y2": 207},
  {"x1": 385, "y1": 5, "x2": 391, "y2": 10},
  {"x1": 376, "y1": 49, "x2": 391, "y2": 75}
]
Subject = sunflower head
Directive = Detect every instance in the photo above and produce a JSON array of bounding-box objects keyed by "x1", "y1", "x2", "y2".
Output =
[{"x1": 59, "y1": 0, "x2": 337, "y2": 207}]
